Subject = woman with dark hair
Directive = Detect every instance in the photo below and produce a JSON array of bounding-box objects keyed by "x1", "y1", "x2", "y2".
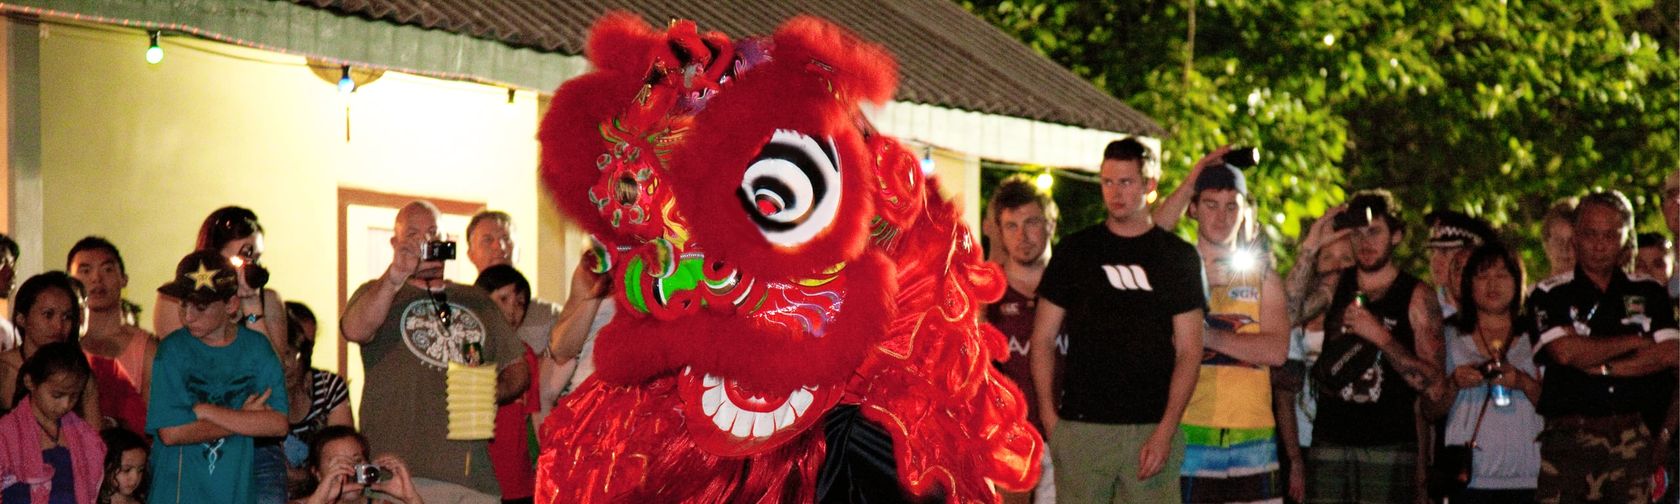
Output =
[
  {"x1": 154, "y1": 206, "x2": 289, "y2": 356},
  {"x1": 0, "y1": 272, "x2": 146, "y2": 434},
  {"x1": 279, "y1": 302, "x2": 351, "y2": 489},
  {"x1": 292, "y1": 426, "x2": 422, "y2": 504},
  {"x1": 1440, "y1": 242, "x2": 1543, "y2": 503}
]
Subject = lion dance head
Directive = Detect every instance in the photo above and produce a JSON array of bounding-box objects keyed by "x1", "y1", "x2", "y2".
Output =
[{"x1": 535, "y1": 13, "x2": 1042, "y2": 502}]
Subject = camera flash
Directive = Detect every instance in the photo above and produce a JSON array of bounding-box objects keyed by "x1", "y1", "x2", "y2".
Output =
[{"x1": 1230, "y1": 249, "x2": 1257, "y2": 272}]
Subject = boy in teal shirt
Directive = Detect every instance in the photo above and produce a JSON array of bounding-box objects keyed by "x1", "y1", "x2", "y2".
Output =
[{"x1": 147, "y1": 250, "x2": 288, "y2": 503}]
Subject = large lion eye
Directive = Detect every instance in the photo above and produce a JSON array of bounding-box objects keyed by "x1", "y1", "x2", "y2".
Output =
[{"x1": 737, "y1": 129, "x2": 841, "y2": 247}]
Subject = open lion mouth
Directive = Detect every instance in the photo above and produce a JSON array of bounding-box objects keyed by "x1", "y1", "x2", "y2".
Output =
[{"x1": 677, "y1": 366, "x2": 841, "y2": 456}]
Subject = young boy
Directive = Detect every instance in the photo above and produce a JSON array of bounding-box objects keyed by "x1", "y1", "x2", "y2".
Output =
[{"x1": 147, "y1": 250, "x2": 288, "y2": 503}]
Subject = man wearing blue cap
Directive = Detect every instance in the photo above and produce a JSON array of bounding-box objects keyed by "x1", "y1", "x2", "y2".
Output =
[{"x1": 1157, "y1": 147, "x2": 1290, "y2": 504}]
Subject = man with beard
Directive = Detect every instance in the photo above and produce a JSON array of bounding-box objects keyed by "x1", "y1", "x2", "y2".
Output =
[
  {"x1": 342, "y1": 201, "x2": 529, "y2": 503},
  {"x1": 1155, "y1": 149, "x2": 1290, "y2": 503},
  {"x1": 1031, "y1": 138, "x2": 1207, "y2": 503},
  {"x1": 1528, "y1": 190, "x2": 1677, "y2": 504},
  {"x1": 1306, "y1": 189, "x2": 1446, "y2": 504},
  {"x1": 984, "y1": 174, "x2": 1064, "y2": 504}
]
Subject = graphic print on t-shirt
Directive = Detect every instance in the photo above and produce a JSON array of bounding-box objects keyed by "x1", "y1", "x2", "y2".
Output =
[
  {"x1": 184, "y1": 372, "x2": 254, "y2": 474},
  {"x1": 1005, "y1": 332, "x2": 1070, "y2": 357},
  {"x1": 1101, "y1": 264, "x2": 1155, "y2": 291},
  {"x1": 399, "y1": 299, "x2": 488, "y2": 370},
  {"x1": 1331, "y1": 315, "x2": 1399, "y2": 404}
]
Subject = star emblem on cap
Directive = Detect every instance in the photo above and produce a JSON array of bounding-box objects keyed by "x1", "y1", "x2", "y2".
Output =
[{"x1": 186, "y1": 262, "x2": 218, "y2": 291}]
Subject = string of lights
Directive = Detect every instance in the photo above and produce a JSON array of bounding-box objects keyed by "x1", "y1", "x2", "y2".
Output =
[{"x1": 0, "y1": 5, "x2": 535, "y2": 98}]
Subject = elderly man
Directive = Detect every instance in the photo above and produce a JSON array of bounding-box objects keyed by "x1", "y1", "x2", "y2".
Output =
[{"x1": 1528, "y1": 190, "x2": 1678, "y2": 504}]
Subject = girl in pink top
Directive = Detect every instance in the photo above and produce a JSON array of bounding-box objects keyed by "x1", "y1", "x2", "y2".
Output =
[{"x1": 0, "y1": 342, "x2": 107, "y2": 503}]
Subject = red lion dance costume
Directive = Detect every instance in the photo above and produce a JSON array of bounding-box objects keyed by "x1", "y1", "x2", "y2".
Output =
[{"x1": 535, "y1": 13, "x2": 1042, "y2": 503}]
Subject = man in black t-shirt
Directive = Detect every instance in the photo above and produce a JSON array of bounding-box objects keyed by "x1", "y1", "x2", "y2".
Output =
[
  {"x1": 1306, "y1": 189, "x2": 1447, "y2": 504},
  {"x1": 1528, "y1": 190, "x2": 1678, "y2": 504},
  {"x1": 1029, "y1": 138, "x2": 1207, "y2": 503}
]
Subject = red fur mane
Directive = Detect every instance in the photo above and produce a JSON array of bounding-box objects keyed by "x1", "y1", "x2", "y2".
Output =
[{"x1": 535, "y1": 13, "x2": 1041, "y2": 503}]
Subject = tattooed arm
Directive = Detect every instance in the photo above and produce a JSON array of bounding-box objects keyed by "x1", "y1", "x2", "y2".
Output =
[
  {"x1": 1406, "y1": 283, "x2": 1452, "y2": 418},
  {"x1": 1286, "y1": 208, "x2": 1350, "y2": 326},
  {"x1": 1286, "y1": 246, "x2": 1328, "y2": 326}
]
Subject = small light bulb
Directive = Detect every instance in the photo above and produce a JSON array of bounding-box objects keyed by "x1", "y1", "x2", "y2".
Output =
[
  {"x1": 1035, "y1": 173, "x2": 1054, "y2": 191},
  {"x1": 919, "y1": 153, "x2": 935, "y2": 176},
  {"x1": 1230, "y1": 249, "x2": 1257, "y2": 272},
  {"x1": 338, "y1": 65, "x2": 355, "y2": 95},
  {"x1": 145, "y1": 32, "x2": 163, "y2": 64}
]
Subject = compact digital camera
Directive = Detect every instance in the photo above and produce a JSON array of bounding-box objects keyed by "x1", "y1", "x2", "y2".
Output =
[
  {"x1": 1223, "y1": 146, "x2": 1260, "y2": 168},
  {"x1": 423, "y1": 240, "x2": 457, "y2": 261},
  {"x1": 1332, "y1": 206, "x2": 1373, "y2": 231},
  {"x1": 352, "y1": 463, "x2": 392, "y2": 485}
]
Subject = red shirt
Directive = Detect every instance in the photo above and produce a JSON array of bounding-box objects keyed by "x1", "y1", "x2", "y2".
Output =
[{"x1": 487, "y1": 348, "x2": 540, "y2": 498}]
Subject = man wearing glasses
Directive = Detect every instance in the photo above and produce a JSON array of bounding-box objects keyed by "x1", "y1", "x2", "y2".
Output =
[{"x1": 342, "y1": 201, "x2": 530, "y2": 504}]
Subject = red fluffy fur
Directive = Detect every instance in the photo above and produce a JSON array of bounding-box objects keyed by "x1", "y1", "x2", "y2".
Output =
[
  {"x1": 773, "y1": 16, "x2": 899, "y2": 105},
  {"x1": 584, "y1": 13, "x2": 661, "y2": 73},
  {"x1": 667, "y1": 66, "x2": 879, "y2": 280},
  {"x1": 536, "y1": 13, "x2": 1042, "y2": 503},
  {"x1": 536, "y1": 71, "x2": 645, "y2": 240}
]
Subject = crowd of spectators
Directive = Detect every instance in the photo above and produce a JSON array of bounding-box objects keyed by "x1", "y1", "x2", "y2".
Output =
[
  {"x1": 985, "y1": 141, "x2": 1678, "y2": 504},
  {"x1": 0, "y1": 139, "x2": 1672, "y2": 504}
]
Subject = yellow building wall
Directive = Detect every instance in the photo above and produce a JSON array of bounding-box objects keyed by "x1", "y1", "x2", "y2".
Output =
[{"x1": 37, "y1": 24, "x2": 543, "y2": 415}]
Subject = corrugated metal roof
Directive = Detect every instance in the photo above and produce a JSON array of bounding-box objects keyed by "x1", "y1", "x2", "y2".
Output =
[{"x1": 289, "y1": 0, "x2": 1163, "y2": 136}]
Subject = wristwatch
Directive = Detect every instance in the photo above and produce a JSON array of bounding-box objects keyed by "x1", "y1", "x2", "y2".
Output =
[{"x1": 243, "y1": 313, "x2": 264, "y2": 325}]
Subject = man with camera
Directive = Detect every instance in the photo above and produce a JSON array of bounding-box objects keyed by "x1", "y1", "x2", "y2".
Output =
[
  {"x1": 1302, "y1": 190, "x2": 1447, "y2": 504},
  {"x1": 1155, "y1": 146, "x2": 1291, "y2": 503},
  {"x1": 342, "y1": 201, "x2": 529, "y2": 504},
  {"x1": 1527, "y1": 190, "x2": 1676, "y2": 504}
]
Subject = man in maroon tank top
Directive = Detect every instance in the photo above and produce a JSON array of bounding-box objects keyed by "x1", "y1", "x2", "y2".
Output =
[{"x1": 984, "y1": 174, "x2": 1062, "y2": 504}]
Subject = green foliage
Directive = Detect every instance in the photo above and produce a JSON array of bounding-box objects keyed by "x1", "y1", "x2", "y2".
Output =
[{"x1": 964, "y1": 0, "x2": 1678, "y2": 277}]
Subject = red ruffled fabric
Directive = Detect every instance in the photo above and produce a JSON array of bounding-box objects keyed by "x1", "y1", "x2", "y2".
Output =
[{"x1": 533, "y1": 12, "x2": 1041, "y2": 504}]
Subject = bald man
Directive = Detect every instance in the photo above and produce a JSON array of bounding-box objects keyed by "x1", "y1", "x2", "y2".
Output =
[{"x1": 342, "y1": 201, "x2": 529, "y2": 503}]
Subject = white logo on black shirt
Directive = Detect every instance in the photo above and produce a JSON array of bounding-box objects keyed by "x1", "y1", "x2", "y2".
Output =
[
  {"x1": 1007, "y1": 333, "x2": 1070, "y2": 357},
  {"x1": 1101, "y1": 264, "x2": 1154, "y2": 291}
]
